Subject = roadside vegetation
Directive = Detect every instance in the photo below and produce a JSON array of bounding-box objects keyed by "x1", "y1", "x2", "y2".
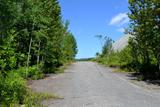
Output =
[
  {"x1": 0, "y1": 0, "x2": 77, "y2": 106},
  {"x1": 96, "y1": 0, "x2": 160, "y2": 80}
]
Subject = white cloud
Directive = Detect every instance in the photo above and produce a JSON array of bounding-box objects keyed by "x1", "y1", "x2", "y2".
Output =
[
  {"x1": 109, "y1": 13, "x2": 129, "y2": 26},
  {"x1": 117, "y1": 28, "x2": 125, "y2": 33}
]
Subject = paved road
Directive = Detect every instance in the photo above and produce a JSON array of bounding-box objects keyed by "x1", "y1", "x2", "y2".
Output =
[{"x1": 31, "y1": 62, "x2": 160, "y2": 107}]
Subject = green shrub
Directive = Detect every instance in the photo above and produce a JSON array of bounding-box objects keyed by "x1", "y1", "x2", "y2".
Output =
[
  {"x1": 107, "y1": 52, "x2": 121, "y2": 66},
  {"x1": 0, "y1": 72, "x2": 27, "y2": 105},
  {"x1": 15, "y1": 66, "x2": 44, "y2": 80},
  {"x1": 96, "y1": 55, "x2": 108, "y2": 65},
  {"x1": 96, "y1": 46, "x2": 133, "y2": 71},
  {"x1": 119, "y1": 47, "x2": 132, "y2": 65}
]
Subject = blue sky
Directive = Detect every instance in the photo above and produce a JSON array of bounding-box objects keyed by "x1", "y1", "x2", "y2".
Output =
[{"x1": 59, "y1": 0, "x2": 129, "y2": 58}]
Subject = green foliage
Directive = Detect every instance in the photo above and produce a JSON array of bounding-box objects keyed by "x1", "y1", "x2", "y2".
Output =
[
  {"x1": 128, "y1": 0, "x2": 160, "y2": 79},
  {"x1": 0, "y1": 72, "x2": 57, "y2": 106},
  {"x1": 0, "y1": 0, "x2": 21, "y2": 33},
  {"x1": 97, "y1": 46, "x2": 133, "y2": 68},
  {"x1": 0, "y1": 32, "x2": 17, "y2": 74},
  {"x1": 0, "y1": 0, "x2": 77, "y2": 73},
  {"x1": 97, "y1": 0, "x2": 160, "y2": 79},
  {"x1": 107, "y1": 52, "x2": 121, "y2": 67},
  {"x1": 62, "y1": 32, "x2": 78, "y2": 62},
  {"x1": 14, "y1": 66, "x2": 44, "y2": 80},
  {"x1": 117, "y1": 46, "x2": 133, "y2": 66},
  {"x1": 96, "y1": 55, "x2": 108, "y2": 65},
  {"x1": 102, "y1": 37, "x2": 113, "y2": 56},
  {"x1": 0, "y1": 0, "x2": 77, "y2": 105},
  {"x1": 95, "y1": 35, "x2": 113, "y2": 57},
  {"x1": 76, "y1": 58, "x2": 95, "y2": 61},
  {"x1": 0, "y1": 73, "x2": 27, "y2": 105}
]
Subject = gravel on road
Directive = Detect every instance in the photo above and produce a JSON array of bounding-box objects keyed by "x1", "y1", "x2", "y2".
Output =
[{"x1": 30, "y1": 62, "x2": 160, "y2": 107}]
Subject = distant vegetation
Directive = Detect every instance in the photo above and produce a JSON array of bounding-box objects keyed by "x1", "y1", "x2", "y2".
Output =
[
  {"x1": 76, "y1": 58, "x2": 95, "y2": 61},
  {"x1": 96, "y1": 0, "x2": 160, "y2": 80},
  {"x1": 0, "y1": 0, "x2": 77, "y2": 106}
]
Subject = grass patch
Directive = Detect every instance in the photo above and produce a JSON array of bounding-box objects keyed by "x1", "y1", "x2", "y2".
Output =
[{"x1": 24, "y1": 90, "x2": 62, "y2": 107}]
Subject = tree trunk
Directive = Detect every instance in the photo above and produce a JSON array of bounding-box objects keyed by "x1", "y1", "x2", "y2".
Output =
[
  {"x1": 158, "y1": 54, "x2": 160, "y2": 72},
  {"x1": 37, "y1": 41, "x2": 41, "y2": 68},
  {"x1": 26, "y1": 36, "x2": 32, "y2": 77}
]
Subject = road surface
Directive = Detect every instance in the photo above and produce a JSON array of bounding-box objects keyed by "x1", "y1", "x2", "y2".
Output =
[{"x1": 31, "y1": 62, "x2": 160, "y2": 107}]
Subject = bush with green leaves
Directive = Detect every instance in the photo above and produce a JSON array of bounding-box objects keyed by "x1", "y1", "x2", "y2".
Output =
[
  {"x1": 111, "y1": 46, "x2": 132, "y2": 66},
  {"x1": 0, "y1": 72, "x2": 56, "y2": 106},
  {"x1": 97, "y1": 46, "x2": 133, "y2": 69},
  {"x1": 0, "y1": 72, "x2": 27, "y2": 105},
  {"x1": 14, "y1": 66, "x2": 44, "y2": 80}
]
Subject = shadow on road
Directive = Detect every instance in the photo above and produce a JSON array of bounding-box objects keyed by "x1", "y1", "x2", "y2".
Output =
[{"x1": 127, "y1": 72, "x2": 160, "y2": 86}]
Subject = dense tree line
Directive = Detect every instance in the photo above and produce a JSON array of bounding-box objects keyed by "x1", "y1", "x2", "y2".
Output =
[
  {"x1": 0, "y1": 0, "x2": 77, "y2": 105},
  {"x1": 0, "y1": 0, "x2": 77, "y2": 74},
  {"x1": 128, "y1": 0, "x2": 160, "y2": 79}
]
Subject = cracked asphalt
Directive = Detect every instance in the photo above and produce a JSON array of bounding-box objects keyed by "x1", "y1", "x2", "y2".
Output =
[{"x1": 30, "y1": 61, "x2": 160, "y2": 107}]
